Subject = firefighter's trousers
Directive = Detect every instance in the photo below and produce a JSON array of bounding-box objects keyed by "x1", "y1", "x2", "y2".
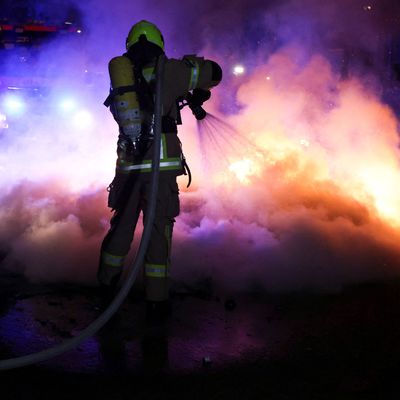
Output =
[{"x1": 98, "y1": 173, "x2": 180, "y2": 302}]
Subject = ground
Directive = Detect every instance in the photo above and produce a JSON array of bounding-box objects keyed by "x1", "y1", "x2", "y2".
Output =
[{"x1": 0, "y1": 270, "x2": 400, "y2": 399}]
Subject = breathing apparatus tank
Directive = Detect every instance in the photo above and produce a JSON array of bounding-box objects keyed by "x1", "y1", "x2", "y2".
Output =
[{"x1": 108, "y1": 56, "x2": 141, "y2": 141}]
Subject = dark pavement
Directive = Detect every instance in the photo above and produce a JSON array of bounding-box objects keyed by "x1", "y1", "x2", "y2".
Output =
[{"x1": 1, "y1": 271, "x2": 400, "y2": 399}]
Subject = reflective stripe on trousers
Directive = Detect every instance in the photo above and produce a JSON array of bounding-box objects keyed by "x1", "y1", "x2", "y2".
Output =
[
  {"x1": 101, "y1": 251, "x2": 125, "y2": 267},
  {"x1": 145, "y1": 263, "x2": 169, "y2": 278},
  {"x1": 144, "y1": 221, "x2": 173, "y2": 279}
]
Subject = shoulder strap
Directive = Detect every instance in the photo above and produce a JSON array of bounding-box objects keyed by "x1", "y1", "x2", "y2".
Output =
[
  {"x1": 133, "y1": 61, "x2": 156, "y2": 112},
  {"x1": 103, "y1": 85, "x2": 137, "y2": 107}
]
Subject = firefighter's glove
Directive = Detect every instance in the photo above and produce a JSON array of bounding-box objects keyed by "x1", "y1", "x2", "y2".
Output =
[{"x1": 190, "y1": 88, "x2": 211, "y2": 106}]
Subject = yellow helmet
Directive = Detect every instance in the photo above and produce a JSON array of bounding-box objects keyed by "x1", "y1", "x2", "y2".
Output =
[{"x1": 126, "y1": 20, "x2": 164, "y2": 51}]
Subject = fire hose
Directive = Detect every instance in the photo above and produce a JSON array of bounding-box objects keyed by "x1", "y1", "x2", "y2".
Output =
[{"x1": 0, "y1": 54, "x2": 165, "y2": 371}]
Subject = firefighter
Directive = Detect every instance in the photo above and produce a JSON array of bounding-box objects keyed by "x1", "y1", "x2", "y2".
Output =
[{"x1": 97, "y1": 20, "x2": 222, "y2": 318}]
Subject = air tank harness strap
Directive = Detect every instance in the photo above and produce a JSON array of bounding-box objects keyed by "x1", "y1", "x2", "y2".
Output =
[{"x1": 103, "y1": 85, "x2": 138, "y2": 107}]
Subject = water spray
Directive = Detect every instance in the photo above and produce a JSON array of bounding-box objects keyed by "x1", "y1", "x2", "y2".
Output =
[
  {"x1": 180, "y1": 86, "x2": 258, "y2": 165},
  {"x1": 196, "y1": 109, "x2": 265, "y2": 174}
]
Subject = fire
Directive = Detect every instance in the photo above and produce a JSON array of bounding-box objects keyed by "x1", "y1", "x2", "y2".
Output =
[
  {"x1": 357, "y1": 166, "x2": 400, "y2": 225},
  {"x1": 229, "y1": 158, "x2": 258, "y2": 184},
  {"x1": 216, "y1": 51, "x2": 400, "y2": 232}
]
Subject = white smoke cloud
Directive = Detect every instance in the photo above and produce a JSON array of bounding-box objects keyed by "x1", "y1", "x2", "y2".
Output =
[{"x1": 1, "y1": 1, "x2": 400, "y2": 293}]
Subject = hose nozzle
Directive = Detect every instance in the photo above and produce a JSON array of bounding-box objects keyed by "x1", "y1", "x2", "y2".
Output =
[
  {"x1": 186, "y1": 89, "x2": 211, "y2": 120},
  {"x1": 189, "y1": 103, "x2": 207, "y2": 120}
]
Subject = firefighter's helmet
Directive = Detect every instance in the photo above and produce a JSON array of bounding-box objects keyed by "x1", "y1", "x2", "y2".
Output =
[{"x1": 126, "y1": 20, "x2": 164, "y2": 51}]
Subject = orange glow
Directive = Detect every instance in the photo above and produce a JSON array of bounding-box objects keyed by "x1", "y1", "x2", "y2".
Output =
[
  {"x1": 194, "y1": 48, "x2": 400, "y2": 231},
  {"x1": 229, "y1": 159, "x2": 258, "y2": 184}
]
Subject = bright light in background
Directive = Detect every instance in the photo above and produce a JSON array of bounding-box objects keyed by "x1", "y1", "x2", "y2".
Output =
[
  {"x1": 357, "y1": 166, "x2": 400, "y2": 224},
  {"x1": 229, "y1": 158, "x2": 258, "y2": 184},
  {"x1": 3, "y1": 94, "x2": 25, "y2": 116},
  {"x1": 233, "y1": 64, "x2": 245, "y2": 76},
  {"x1": 300, "y1": 138, "x2": 310, "y2": 147},
  {"x1": 73, "y1": 110, "x2": 93, "y2": 130},
  {"x1": 0, "y1": 113, "x2": 8, "y2": 129},
  {"x1": 59, "y1": 98, "x2": 77, "y2": 112}
]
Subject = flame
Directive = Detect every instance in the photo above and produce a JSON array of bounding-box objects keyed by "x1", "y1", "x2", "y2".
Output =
[
  {"x1": 229, "y1": 158, "x2": 258, "y2": 184},
  {"x1": 211, "y1": 51, "x2": 400, "y2": 232},
  {"x1": 356, "y1": 166, "x2": 400, "y2": 225}
]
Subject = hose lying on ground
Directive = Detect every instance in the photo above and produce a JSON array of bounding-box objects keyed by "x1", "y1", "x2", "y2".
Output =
[{"x1": 0, "y1": 55, "x2": 166, "y2": 371}]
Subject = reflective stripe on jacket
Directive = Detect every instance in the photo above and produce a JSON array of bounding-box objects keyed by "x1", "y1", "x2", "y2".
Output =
[{"x1": 116, "y1": 133, "x2": 183, "y2": 174}]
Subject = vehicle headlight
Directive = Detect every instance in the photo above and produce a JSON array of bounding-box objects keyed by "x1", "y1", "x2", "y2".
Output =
[
  {"x1": 0, "y1": 113, "x2": 8, "y2": 129},
  {"x1": 59, "y1": 98, "x2": 77, "y2": 112},
  {"x1": 232, "y1": 64, "x2": 245, "y2": 76},
  {"x1": 3, "y1": 94, "x2": 25, "y2": 116}
]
